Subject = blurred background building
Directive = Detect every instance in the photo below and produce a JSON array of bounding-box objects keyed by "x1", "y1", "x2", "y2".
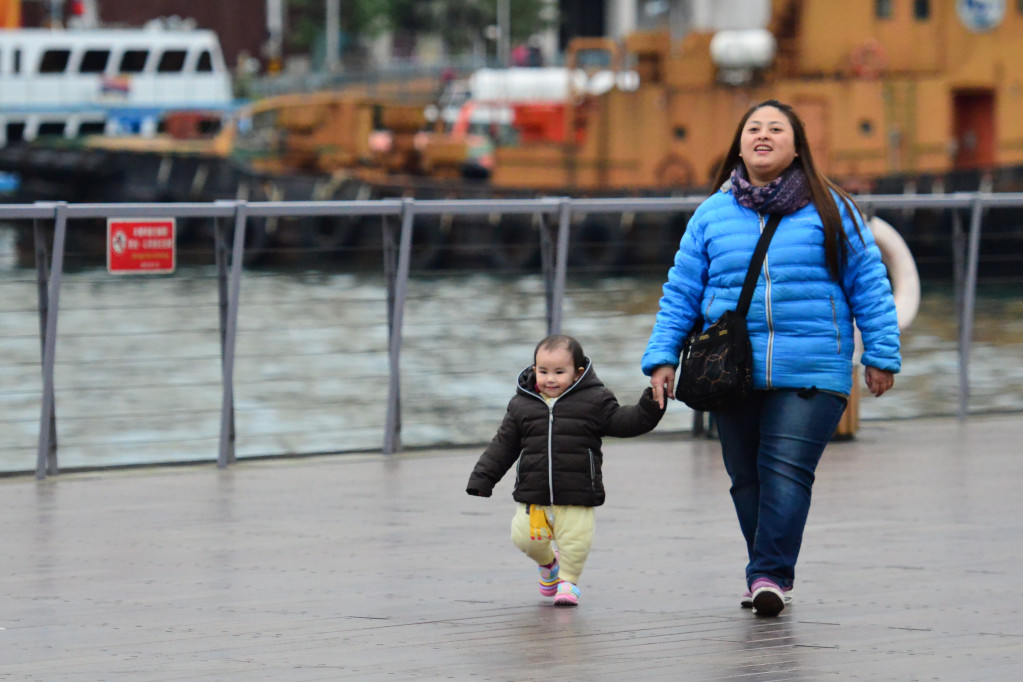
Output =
[{"x1": 9, "y1": 0, "x2": 774, "y2": 78}]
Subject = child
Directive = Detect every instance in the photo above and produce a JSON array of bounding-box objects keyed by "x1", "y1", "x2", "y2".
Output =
[{"x1": 466, "y1": 334, "x2": 665, "y2": 606}]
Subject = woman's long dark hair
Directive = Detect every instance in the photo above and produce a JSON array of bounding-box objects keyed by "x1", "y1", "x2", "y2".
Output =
[{"x1": 712, "y1": 99, "x2": 865, "y2": 279}]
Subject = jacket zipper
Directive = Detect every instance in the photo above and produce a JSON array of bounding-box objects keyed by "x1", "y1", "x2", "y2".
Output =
[
  {"x1": 703, "y1": 294, "x2": 716, "y2": 322},
  {"x1": 830, "y1": 295, "x2": 841, "y2": 353},
  {"x1": 546, "y1": 407, "x2": 555, "y2": 504},
  {"x1": 759, "y1": 213, "x2": 775, "y2": 389},
  {"x1": 588, "y1": 449, "x2": 596, "y2": 490}
]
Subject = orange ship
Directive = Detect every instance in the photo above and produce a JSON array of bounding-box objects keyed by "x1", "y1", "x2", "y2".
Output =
[
  {"x1": 488, "y1": 0, "x2": 1023, "y2": 193},
  {"x1": 205, "y1": 0, "x2": 1023, "y2": 194},
  {"x1": 0, "y1": 0, "x2": 20, "y2": 28}
]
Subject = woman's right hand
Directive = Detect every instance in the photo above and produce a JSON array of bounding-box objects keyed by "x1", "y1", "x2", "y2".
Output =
[{"x1": 650, "y1": 365, "x2": 676, "y2": 409}]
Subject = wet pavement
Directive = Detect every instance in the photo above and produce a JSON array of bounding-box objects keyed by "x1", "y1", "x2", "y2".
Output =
[{"x1": 1, "y1": 414, "x2": 1021, "y2": 680}]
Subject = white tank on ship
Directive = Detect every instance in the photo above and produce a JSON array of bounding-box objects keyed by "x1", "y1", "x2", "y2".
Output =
[
  {"x1": 468, "y1": 67, "x2": 586, "y2": 102},
  {"x1": 709, "y1": 29, "x2": 777, "y2": 70}
]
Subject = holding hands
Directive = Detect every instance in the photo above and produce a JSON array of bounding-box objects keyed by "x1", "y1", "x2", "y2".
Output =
[{"x1": 650, "y1": 365, "x2": 676, "y2": 409}]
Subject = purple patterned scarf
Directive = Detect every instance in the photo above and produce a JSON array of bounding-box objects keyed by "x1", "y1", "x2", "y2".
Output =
[{"x1": 730, "y1": 163, "x2": 811, "y2": 215}]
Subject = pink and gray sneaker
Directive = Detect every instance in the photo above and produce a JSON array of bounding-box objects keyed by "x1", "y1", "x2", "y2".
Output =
[
  {"x1": 741, "y1": 583, "x2": 793, "y2": 609},
  {"x1": 749, "y1": 577, "x2": 786, "y2": 616},
  {"x1": 538, "y1": 552, "x2": 560, "y2": 597}
]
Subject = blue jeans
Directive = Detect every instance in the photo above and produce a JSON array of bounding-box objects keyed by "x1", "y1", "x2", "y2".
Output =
[{"x1": 714, "y1": 389, "x2": 847, "y2": 590}]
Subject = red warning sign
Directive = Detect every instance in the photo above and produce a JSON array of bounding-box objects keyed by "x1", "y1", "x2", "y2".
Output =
[{"x1": 107, "y1": 218, "x2": 176, "y2": 274}]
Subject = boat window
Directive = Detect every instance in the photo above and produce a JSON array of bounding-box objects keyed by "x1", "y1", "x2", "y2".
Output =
[
  {"x1": 13, "y1": 48, "x2": 20, "y2": 74},
  {"x1": 874, "y1": 0, "x2": 893, "y2": 19},
  {"x1": 119, "y1": 49, "x2": 148, "y2": 73},
  {"x1": 6, "y1": 122, "x2": 25, "y2": 143},
  {"x1": 39, "y1": 49, "x2": 71, "y2": 74},
  {"x1": 78, "y1": 121, "x2": 106, "y2": 136},
  {"x1": 197, "y1": 50, "x2": 213, "y2": 73},
  {"x1": 157, "y1": 50, "x2": 187, "y2": 73},
  {"x1": 80, "y1": 49, "x2": 110, "y2": 73},
  {"x1": 37, "y1": 122, "x2": 66, "y2": 137},
  {"x1": 914, "y1": 0, "x2": 930, "y2": 19}
]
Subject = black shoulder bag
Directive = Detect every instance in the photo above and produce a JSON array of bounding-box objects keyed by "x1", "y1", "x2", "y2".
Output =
[{"x1": 675, "y1": 214, "x2": 781, "y2": 412}]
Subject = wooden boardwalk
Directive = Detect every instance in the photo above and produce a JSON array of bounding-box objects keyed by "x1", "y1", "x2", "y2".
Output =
[{"x1": 2, "y1": 414, "x2": 1021, "y2": 681}]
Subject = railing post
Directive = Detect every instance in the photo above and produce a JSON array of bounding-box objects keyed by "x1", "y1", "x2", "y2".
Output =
[
  {"x1": 383, "y1": 198, "x2": 414, "y2": 455},
  {"x1": 957, "y1": 195, "x2": 983, "y2": 420},
  {"x1": 218, "y1": 201, "x2": 247, "y2": 467},
  {"x1": 36, "y1": 203, "x2": 68, "y2": 479},
  {"x1": 382, "y1": 213, "x2": 399, "y2": 451},
  {"x1": 548, "y1": 199, "x2": 571, "y2": 335},
  {"x1": 213, "y1": 207, "x2": 234, "y2": 466},
  {"x1": 692, "y1": 411, "x2": 706, "y2": 438},
  {"x1": 33, "y1": 215, "x2": 59, "y2": 477},
  {"x1": 539, "y1": 213, "x2": 555, "y2": 332},
  {"x1": 33, "y1": 218, "x2": 59, "y2": 472},
  {"x1": 951, "y1": 209, "x2": 965, "y2": 315}
]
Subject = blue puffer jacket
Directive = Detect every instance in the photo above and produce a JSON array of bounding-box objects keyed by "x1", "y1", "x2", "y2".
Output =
[{"x1": 642, "y1": 189, "x2": 901, "y2": 395}]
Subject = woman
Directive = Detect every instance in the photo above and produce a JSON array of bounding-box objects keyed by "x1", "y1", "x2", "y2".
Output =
[{"x1": 642, "y1": 100, "x2": 901, "y2": 617}]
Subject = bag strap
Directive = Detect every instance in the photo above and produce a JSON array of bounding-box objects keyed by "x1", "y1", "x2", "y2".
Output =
[{"x1": 735, "y1": 213, "x2": 781, "y2": 317}]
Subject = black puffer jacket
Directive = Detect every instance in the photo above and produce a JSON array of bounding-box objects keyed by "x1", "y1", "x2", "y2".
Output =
[{"x1": 466, "y1": 359, "x2": 665, "y2": 507}]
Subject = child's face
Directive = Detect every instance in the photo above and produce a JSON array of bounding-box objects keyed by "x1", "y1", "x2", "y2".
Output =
[{"x1": 534, "y1": 346, "x2": 582, "y2": 399}]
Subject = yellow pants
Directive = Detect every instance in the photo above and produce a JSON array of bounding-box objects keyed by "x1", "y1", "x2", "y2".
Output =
[{"x1": 510, "y1": 502, "x2": 595, "y2": 584}]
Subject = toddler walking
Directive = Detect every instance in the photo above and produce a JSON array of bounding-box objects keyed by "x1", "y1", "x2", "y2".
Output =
[{"x1": 466, "y1": 334, "x2": 665, "y2": 605}]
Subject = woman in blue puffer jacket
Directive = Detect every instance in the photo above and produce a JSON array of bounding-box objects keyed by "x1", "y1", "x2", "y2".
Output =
[{"x1": 642, "y1": 99, "x2": 901, "y2": 617}]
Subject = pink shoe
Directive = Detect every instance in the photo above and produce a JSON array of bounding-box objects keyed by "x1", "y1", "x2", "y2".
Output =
[
  {"x1": 741, "y1": 585, "x2": 792, "y2": 608},
  {"x1": 553, "y1": 581, "x2": 579, "y2": 606},
  {"x1": 538, "y1": 552, "x2": 560, "y2": 597},
  {"x1": 750, "y1": 577, "x2": 785, "y2": 616}
]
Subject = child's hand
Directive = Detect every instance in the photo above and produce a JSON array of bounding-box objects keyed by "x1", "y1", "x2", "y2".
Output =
[{"x1": 642, "y1": 387, "x2": 668, "y2": 414}]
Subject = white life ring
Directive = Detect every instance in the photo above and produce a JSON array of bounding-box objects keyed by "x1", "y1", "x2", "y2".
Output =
[
  {"x1": 854, "y1": 216, "x2": 920, "y2": 360},
  {"x1": 870, "y1": 216, "x2": 920, "y2": 330}
]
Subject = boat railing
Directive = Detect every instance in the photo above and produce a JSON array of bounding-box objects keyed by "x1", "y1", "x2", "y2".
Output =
[{"x1": 0, "y1": 191, "x2": 1019, "y2": 478}]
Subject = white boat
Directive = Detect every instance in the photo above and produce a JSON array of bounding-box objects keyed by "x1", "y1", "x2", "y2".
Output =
[{"x1": 0, "y1": 25, "x2": 234, "y2": 145}]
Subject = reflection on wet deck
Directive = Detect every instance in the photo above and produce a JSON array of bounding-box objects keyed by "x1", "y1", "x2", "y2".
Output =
[{"x1": 2, "y1": 414, "x2": 1020, "y2": 679}]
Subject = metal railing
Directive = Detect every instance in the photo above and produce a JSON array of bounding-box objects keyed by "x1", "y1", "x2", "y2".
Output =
[{"x1": 6, "y1": 191, "x2": 1022, "y2": 478}]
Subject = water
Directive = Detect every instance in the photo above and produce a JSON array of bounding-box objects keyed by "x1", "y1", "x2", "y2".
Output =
[{"x1": 1, "y1": 231, "x2": 1022, "y2": 474}]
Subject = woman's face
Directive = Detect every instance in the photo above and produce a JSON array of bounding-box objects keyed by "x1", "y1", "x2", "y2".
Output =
[{"x1": 739, "y1": 105, "x2": 797, "y2": 186}]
